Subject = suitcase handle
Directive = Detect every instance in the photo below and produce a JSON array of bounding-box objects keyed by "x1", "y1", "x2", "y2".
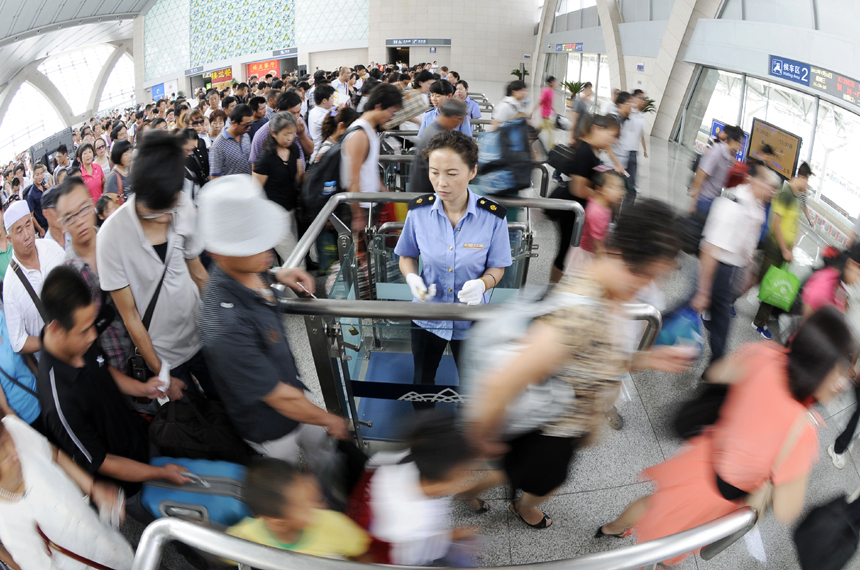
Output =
[{"x1": 181, "y1": 471, "x2": 211, "y2": 488}]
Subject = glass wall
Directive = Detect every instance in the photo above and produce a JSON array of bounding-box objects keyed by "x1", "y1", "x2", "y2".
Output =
[
  {"x1": 680, "y1": 66, "x2": 860, "y2": 243},
  {"x1": 0, "y1": 83, "x2": 65, "y2": 164},
  {"x1": 543, "y1": 52, "x2": 612, "y2": 110}
]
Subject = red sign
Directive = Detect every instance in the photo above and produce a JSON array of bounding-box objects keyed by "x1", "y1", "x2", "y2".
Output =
[
  {"x1": 247, "y1": 60, "x2": 280, "y2": 80},
  {"x1": 210, "y1": 67, "x2": 233, "y2": 86}
]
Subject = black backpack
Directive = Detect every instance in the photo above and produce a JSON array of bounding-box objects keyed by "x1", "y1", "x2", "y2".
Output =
[{"x1": 300, "y1": 124, "x2": 363, "y2": 224}]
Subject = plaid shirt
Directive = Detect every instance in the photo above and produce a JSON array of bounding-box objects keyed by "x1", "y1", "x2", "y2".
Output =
[
  {"x1": 383, "y1": 90, "x2": 430, "y2": 130},
  {"x1": 65, "y1": 248, "x2": 134, "y2": 371},
  {"x1": 209, "y1": 130, "x2": 252, "y2": 176}
]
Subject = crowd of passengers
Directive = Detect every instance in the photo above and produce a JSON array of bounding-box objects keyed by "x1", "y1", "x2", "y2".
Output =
[{"x1": 0, "y1": 59, "x2": 854, "y2": 570}]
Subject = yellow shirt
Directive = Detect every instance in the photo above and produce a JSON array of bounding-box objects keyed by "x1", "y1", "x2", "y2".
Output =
[
  {"x1": 769, "y1": 181, "x2": 802, "y2": 249},
  {"x1": 226, "y1": 509, "x2": 370, "y2": 561}
]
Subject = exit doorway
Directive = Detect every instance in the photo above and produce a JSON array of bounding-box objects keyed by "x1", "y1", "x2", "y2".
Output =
[{"x1": 387, "y1": 47, "x2": 409, "y2": 66}]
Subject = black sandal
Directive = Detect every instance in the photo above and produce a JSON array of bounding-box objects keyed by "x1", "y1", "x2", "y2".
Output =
[
  {"x1": 471, "y1": 498, "x2": 491, "y2": 514},
  {"x1": 594, "y1": 525, "x2": 632, "y2": 538},
  {"x1": 509, "y1": 502, "x2": 552, "y2": 529}
]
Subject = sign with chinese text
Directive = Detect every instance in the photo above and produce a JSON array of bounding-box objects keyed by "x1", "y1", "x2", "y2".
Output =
[
  {"x1": 710, "y1": 119, "x2": 749, "y2": 162},
  {"x1": 247, "y1": 59, "x2": 280, "y2": 80},
  {"x1": 385, "y1": 38, "x2": 451, "y2": 46},
  {"x1": 747, "y1": 118, "x2": 802, "y2": 180},
  {"x1": 151, "y1": 83, "x2": 165, "y2": 101},
  {"x1": 272, "y1": 47, "x2": 298, "y2": 58},
  {"x1": 209, "y1": 67, "x2": 233, "y2": 88},
  {"x1": 556, "y1": 43, "x2": 583, "y2": 52},
  {"x1": 770, "y1": 55, "x2": 860, "y2": 111},
  {"x1": 185, "y1": 66, "x2": 203, "y2": 76}
]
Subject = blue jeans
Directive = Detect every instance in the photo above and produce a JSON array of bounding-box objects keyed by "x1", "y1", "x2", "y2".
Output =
[{"x1": 709, "y1": 262, "x2": 740, "y2": 364}]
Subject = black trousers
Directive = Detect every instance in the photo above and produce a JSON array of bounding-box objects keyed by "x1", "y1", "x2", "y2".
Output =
[
  {"x1": 410, "y1": 325, "x2": 462, "y2": 410},
  {"x1": 708, "y1": 262, "x2": 740, "y2": 364},
  {"x1": 835, "y1": 383, "x2": 860, "y2": 454}
]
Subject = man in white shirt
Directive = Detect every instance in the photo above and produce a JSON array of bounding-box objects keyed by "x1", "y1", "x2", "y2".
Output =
[
  {"x1": 330, "y1": 67, "x2": 352, "y2": 108},
  {"x1": 691, "y1": 163, "x2": 779, "y2": 365},
  {"x1": 2, "y1": 201, "x2": 66, "y2": 356},
  {"x1": 308, "y1": 85, "x2": 335, "y2": 160}
]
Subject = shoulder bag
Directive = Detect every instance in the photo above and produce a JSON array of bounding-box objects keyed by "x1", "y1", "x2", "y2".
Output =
[
  {"x1": 745, "y1": 410, "x2": 811, "y2": 523},
  {"x1": 10, "y1": 259, "x2": 47, "y2": 322},
  {"x1": 128, "y1": 245, "x2": 171, "y2": 384}
]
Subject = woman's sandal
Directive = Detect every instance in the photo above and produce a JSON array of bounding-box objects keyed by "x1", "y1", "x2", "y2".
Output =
[
  {"x1": 471, "y1": 498, "x2": 491, "y2": 515},
  {"x1": 594, "y1": 525, "x2": 632, "y2": 538},
  {"x1": 509, "y1": 502, "x2": 552, "y2": 529}
]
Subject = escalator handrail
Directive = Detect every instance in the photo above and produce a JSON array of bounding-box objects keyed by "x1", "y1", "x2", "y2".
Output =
[{"x1": 131, "y1": 508, "x2": 757, "y2": 570}]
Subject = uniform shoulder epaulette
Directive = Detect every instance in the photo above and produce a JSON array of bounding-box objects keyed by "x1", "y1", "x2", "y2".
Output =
[
  {"x1": 476, "y1": 197, "x2": 507, "y2": 219},
  {"x1": 408, "y1": 194, "x2": 436, "y2": 210}
]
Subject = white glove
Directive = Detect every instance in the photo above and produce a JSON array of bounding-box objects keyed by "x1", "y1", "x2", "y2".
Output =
[
  {"x1": 406, "y1": 273, "x2": 436, "y2": 302},
  {"x1": 457, "y1": 279, "x2": 486, "y2": 305}
]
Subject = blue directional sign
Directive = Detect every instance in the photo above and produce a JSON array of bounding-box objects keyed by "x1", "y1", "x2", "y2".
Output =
[
  {"x1": 710, "y1": 119, "x2": 749, "y2": 162},
  {"x1": 769, "y1": 55, "x2": 810, "y2": 87}
]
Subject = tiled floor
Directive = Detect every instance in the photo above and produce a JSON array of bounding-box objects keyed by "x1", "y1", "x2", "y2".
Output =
[{"x1": 132, "y1": 137, "x2": 860, "y2": 569}]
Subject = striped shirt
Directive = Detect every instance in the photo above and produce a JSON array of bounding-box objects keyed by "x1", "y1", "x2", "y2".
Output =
[{"x1": 209, "y1": 129, "x2": 252, "y2": 176}]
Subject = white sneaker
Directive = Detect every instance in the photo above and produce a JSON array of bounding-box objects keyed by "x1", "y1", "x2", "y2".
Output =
[{"x1": 828, "y1": 443, "x2": 847, "y2": 469}]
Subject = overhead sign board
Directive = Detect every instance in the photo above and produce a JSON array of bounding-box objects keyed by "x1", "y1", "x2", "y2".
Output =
[
  {"x1": 385, "y1": 38, "x2": 451, "y2": 47},
  {"x1": 556, "y1": 43, "x2": 583, "y2": 52},
  {"x1": 247, "y1": 59, "x2": 280, "y2": 79},
  {"x1": 272, "y1": 47, "x2": 298, "y2": 58},
  {"x1": 185, "y1": 65, "x2": 204, "y2": 76},
  {"x1": 769, "y1": 55, "x2": 860, "y2": 111}
]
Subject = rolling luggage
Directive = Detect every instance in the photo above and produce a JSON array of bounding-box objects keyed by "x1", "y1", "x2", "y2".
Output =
[{"x1": 141, "y1": 457, "x2": 252, "y2": 528}]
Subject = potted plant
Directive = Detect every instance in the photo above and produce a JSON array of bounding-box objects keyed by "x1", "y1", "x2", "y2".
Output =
[
  {"x1": 563, "y1": 81, "x2": 585, "y2": 108},
  {"x1": 511, "y1": 68, "x2": 530, "y2": 81},
  {"x1": 642, "y1": 97, "x2": 656, "y2": 114}
]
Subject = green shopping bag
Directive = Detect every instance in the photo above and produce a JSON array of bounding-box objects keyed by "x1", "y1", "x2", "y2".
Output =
[{"x1": 758, "y1": 263, "x2": 800, "y2": 312}]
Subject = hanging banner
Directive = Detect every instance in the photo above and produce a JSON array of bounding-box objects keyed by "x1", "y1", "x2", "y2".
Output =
[{"x1": 247, "y1": 59, "x2": 280, "y2": 80}]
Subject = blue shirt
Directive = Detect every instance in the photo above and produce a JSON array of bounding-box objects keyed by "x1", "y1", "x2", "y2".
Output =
[
  {"x1": 394, "y1": 189, "x2": 512, "y2": 340},
  {"x1": 418, "y1": 108, "x2": 472, "y2": 139},
  {"x1": 464, "y1": 97, "x2": 482, "y2": 120},
  {"x1": 0, "y1": 312, "x2": 40, "y2": 424}
]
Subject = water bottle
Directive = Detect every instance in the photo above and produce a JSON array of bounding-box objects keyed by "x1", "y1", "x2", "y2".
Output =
[{"x1": 323, "y1": 181, "x2": 337, "y2": 196}]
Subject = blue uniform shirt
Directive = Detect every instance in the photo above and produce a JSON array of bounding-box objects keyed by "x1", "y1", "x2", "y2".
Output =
[
  {"x1": 464, "y1": 97, "x2": 482, "y2": 120},
  {"x1": 418, "y1": 108, "x2": 472, "y2": 138},
  {"x1": 394, "y1": 189, "x2": 512, "y2": 340}
]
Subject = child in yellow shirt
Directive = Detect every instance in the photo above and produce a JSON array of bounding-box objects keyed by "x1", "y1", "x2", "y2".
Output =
[{"x1": 227, "y1": 458, "x2": 370, "y2": 561}]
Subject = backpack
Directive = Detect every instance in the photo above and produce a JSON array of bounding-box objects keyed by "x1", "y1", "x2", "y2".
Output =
[
  {"x1": 473, "y1": 118, "x2": 533, "y2": 195},
  {"x1": 460, "y1": 287, "x2": 595, "y2": 437},
  {"x1": 794, "y1": 494, "x2": 860, "y2": 570},
  {"x1": 300, "y1": 125, "x2": 363, "y2": 224}
]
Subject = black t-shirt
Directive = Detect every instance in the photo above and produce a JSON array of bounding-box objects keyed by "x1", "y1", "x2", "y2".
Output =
[
  {"x1": 253, "y1": 144, "x2": 299, "y2": 211},
  {"x1": 37, "y1": 342, "x2": 150, "y2": 494},
  {"x1": 550, "y1": 141, "x2": 600, "y2": 210}
]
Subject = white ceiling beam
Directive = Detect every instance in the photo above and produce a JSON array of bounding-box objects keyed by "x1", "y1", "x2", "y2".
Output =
[
  {"x1": 0, "y1": 13, "x2": 136, "y2": 48},
  {"x1": 87, "y1": 41, "x2": 131, "y2": 115}
]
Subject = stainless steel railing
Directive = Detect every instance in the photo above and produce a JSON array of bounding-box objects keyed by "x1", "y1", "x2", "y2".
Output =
[
  {"x1": 131, "y1": 508, "x2": 757, "y2": 570},
  {"x1": 282, "y1": 192, "x2": 584, "y2": 271}
]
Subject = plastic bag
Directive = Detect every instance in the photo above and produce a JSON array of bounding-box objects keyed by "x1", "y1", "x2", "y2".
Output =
[
  {"x1": 655, "y1": 305, "x2": 705, "y2": 352},
  {"x1": 758, "y1": 263, "x2": 800, "y2": 312}
]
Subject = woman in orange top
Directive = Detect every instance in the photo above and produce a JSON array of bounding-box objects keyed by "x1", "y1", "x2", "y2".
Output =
[{"x1": 597, "y1": 306, "x2": 853, "y2": 566}]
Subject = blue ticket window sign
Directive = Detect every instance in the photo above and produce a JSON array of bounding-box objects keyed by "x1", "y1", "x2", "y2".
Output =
[
  {"x1": 710, "y1": 119, "x2": 749, "y2": 162},
  {"x1": 152, "y1": 83, "x2": 165, "y2": 101},
  {"x1": 769, "y1": 56, "x2": 810, "y2": 87}
]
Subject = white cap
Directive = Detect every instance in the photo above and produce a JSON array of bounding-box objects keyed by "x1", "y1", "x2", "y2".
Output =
[
  {"x1": 198, "y1": 175, "x2": 288, "y2": 257},
  {"x1": 4, "y1": 201, "x2": 30, "y2": 231}
]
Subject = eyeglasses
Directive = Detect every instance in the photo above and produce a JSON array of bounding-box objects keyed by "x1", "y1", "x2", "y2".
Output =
[
  {"x1": 60, "y1": 203, "x2": 93, "y2": 226},
  {"x1": 139, "y1": 206, "x2": 176, "y2": 219},
  {"x1": 95, "y1": 145, "x2": 106, "y2": 150},
  {"x1": 191, "y1": 120, "x2": 204, "y2": 126}
]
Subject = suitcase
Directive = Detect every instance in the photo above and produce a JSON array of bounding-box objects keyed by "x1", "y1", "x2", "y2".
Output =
[{"x1": 141, "y1": 457, "x2": 252, "y2": 528}]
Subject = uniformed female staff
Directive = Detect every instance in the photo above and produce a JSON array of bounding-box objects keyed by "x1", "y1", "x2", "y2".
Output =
[{"x1": 394, "y1": 130, "x2": 512, "y2": 409}]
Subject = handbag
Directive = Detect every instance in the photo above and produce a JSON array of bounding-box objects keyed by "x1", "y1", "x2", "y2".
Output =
[
  {"x1": 758, "y1": 263, "x2": 801, "y2": 312},
  {"x1": 794, "y1": 494, "x2": 860, "y2": 570},
  {"x1": 37, "y1": 526, "x2": 117, "y2": 570},
  {"x1": 149, "y1": 398, "x2": 255, "y2": 464},
  {"x1": 744, "y1": 411, "x2": 810, "y2": 522}
]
